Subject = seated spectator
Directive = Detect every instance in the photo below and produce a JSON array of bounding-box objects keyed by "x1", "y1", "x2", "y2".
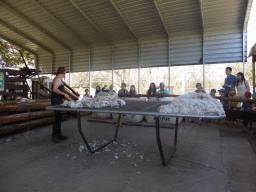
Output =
[
  {"x1": 95, "y1": 86, "x2": 103, "y2": 95},
  {"x1": 195, "y1": 83, "x2": 206, "y2": 93},
  {"x1": 226, "y1": 88, "x2": 241, "y2": 125},
  {"x1": 157, "y1": 82, "x2": 169, "y2": 95},
  {"x1": 218, "y1": 89, "x2": 228, "y2": 110},
  {"x1": 241, "y1": 91, "x2": 252, "y2": 133},
  {"x1": 147, "y1": 83, "x2": 156, "y2": 99},
  {"x1": 128, "y1": 85, "x2": 137, "y2": 96},
  {"x1": 147, "y1": 83, "x2": 156, "y2": 95},
  {"x1": 102, "y1": 84, "x2": 116, "y2": 93},
  {"x1": 252, "y1": 92, "x2": 256, "y2": 111},
  {"x1": 210, "y1": 89, "x2": 216, "y2": 97},
  {"x1": 241, "y1": 92, "x2": 252, "y2": 111},
  {"x1": 83, "y1": 89, "x2": 89, "y2": 98},
  {"x1": 109, "y1": 84, "x2": 115, "y2": 93},
  {"x1": 118, "y1": 83, "x2": 128, "y2": 95}
]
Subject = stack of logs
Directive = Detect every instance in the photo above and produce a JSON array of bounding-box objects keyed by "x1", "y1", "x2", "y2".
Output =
[{"x1": 0, "y1": 82, "x2": 80, "y2": 137}]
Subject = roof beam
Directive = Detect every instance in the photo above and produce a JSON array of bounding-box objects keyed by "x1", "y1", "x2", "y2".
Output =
[
  {"x1": 198, "y1": 0, "x2": 205, "y2": 33},
  {"x1": 0, "y1": 19, "x2": 54, "y2": 54},
  {"x1": 0, "y1": 33, "x2": 38, "y2": 56},
  {"x1": 30, "y1": 0, "x2": 90, "y2": 47},
  {"x1": 0, "y1": 33, "x2": 40, "y2": 71},
  {"x1": 243, "y1": 0, "x2": 253, "y2": 32},
  {"x1": 152, "y1": 0, "x2": 169, "y2": 35},
  {"x1": 108, "y1": 0, "x2": 139, "y2": 40},
  {"x1": 0, "y1": 1, "x2": 71, "y2": 51},
  {"x1": 68, "y1": 0, "x2": 112, "y2": 44}
]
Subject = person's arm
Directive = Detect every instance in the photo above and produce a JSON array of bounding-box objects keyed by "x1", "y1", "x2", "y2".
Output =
[
  {"x1": 231, "y1": 75, "x2": 237, "y2": 88},
  {"x1": 245, "y1": 80, "x2": 250, "y2": 92},
  {"x1": 165, "y1": 89, "x2": 169, "y2": 95},
  {"x1": 134, "y1": 90, "x2": 137, "y2": 95},
  {"x1": 52, "y1": 78, "x2": 69, "y2": 99}
]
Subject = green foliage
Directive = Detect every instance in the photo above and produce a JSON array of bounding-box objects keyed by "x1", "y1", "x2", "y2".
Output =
[{"x1": 0, "y1": 38, "x2": 35, "y2": 68}]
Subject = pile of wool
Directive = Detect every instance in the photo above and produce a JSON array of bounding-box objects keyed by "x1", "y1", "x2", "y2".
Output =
[
  {"x1": 62, "y1": 92, "x2": 125, "y2": 108},
  {"x1": 159, "y1": 92, "x2": 225, "y2": 116}
]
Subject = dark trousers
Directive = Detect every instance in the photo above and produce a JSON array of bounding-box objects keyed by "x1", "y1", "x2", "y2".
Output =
[{"x1": 52, "y1": 110, "x2": 62, "y2": 137}]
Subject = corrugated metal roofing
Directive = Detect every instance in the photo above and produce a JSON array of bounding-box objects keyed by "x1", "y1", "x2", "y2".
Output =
[{"x1": 0, "y1": 0, "x2": 253, "y2": 73}]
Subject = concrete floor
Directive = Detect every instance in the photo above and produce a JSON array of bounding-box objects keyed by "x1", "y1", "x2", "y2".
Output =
[{"x1": 0, "y1": 117, "x2": 255, "y2": 192}]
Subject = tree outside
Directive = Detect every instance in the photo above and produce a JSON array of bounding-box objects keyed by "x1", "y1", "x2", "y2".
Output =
[{"x1": 0, "y1": 38, "x2": 35, "y2": 68}]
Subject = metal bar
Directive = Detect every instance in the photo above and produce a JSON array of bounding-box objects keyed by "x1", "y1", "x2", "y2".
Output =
[
  {"x1": 31, "y1": 0, "x2": 90, "y2": 47},
  {"x1": 174, "y1": 117, "x2": 179, "y2": 146},
  {"x1": 168, "y1": 36, "x2": 170, "y2": 93},
  {"x1": 0, "y1": 34, "x2": 38, "y2": 56},
  {"x1": 253, "y1": 55, "x2": 255, "y2": 93},
  {"x1": 89, "y1": 49, "x2": 91, "y2": 96},
  {"x1": 77, "y1": 111, "x2": 93, "y2": 154},
  {"x1": 76, "y1": 111, "x2": 120, "y2": 154},
  {"x1": 0, "y1": 1, "x2": 71, "y2": 51},
  {"x1": 69, "y1": 51, "x2": 72, "y2": 86},
  {"x1": 114, "y1": 114, "x2": 121, "y2": 140},
  {"x1": 0, "y1": 19, "x2": 54, "y2": 54},
  {"x1": 155, "y1": 115, "x2": 166, "y2": 165},
  {"x1": 108, "y1": 0, "x2": 139, "y2": 40},
  {"x1": 69, "y1": 0, "x2": 112, "y2": 44}
]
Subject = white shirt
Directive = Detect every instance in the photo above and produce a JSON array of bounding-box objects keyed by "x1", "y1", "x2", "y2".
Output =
[{"x1": 237, "y1": 80, "x2": 249, "y2": 99}]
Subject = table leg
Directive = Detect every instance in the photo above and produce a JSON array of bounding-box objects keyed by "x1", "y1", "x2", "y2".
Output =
[
  {"x1": 156, "y1": 116, "x2": 179, "y2": 166},
  {"x1": 77, "y1": 111, "x2": 121, "y2": 154}
]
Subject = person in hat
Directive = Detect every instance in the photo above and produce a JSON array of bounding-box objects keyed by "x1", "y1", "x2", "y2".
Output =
[
  {"x1": 51, "y1": 67, "x2": 69, "y2": 143},
  {"x1": 157, "y1": 82, "x2": 169, "y2": 95},
  {"x1": 195, "y1": 83, "x2": 206, "y2": 93},
  {"x1": 222, "y1": 67, "x2": 237, "y2": 97},
  {"x1": 218, "y1": 89, "x2": 228, "y2": 110},
  {"x1": 210, "y1": 89, "x2": 216, "y2": 97}
]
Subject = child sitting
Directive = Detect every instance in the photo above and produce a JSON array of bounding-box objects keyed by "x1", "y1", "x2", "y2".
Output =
[{"x1": 226, "y1": 88, "x2": 241, "y2": 125}]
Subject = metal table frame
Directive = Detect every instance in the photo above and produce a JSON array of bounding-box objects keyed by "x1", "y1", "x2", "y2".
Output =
[{"x1": 46, "y1": 101, "x2": 225, "y2": 166}]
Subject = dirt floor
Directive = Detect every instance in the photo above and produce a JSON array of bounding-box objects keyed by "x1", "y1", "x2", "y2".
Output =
[
  {"x1": 209, "y1": 119, "x2": 256, "y2": 155},
  {"x1": 1, "y1": 116, "x2": 256, "y2": 192}
]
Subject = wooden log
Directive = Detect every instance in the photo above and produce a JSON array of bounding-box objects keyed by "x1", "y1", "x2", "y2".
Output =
[
  {"x1": 36, "y1": 81, "x2": 40, "y2": 99},
  {"x1": 0, "y1": 99, "x2": 50, "y2": 105},
  {"x1": 0, "y1": 114, "x2": 68, "y2": 136},
  {"x1": 215, "y1": 96, "x2": 256, "y2": 103},
  {"x1": 63, "y1": 81, "x2": 80, "y2": 97},
  {"x1": 65, "y1": 88, "x2": 79, "y2": 100},
  {"x1": 38, "y1": 82, "x2": 52, "y2": 93},
  {"x1": 0, "y1": 110, "x2": 54, "y2": 125},
  {"x1": 39, "y1": 89, "x2": 51, "y2": 99},
  {"x1": 0, "y1": 102, "x2": 51, "y2": 112}
]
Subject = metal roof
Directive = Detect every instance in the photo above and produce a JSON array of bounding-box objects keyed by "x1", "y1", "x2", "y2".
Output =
[{"x1": 0, "y1": 0, "x2": 253, "y2": 73}]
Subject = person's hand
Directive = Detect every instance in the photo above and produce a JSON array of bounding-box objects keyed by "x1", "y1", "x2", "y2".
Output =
[
  {"x1": 233, "y1": 108, "x2": 236, "y2": 110},
  {"x1": 64, "y1": 93, "x2": 69, "y2": 99}
]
